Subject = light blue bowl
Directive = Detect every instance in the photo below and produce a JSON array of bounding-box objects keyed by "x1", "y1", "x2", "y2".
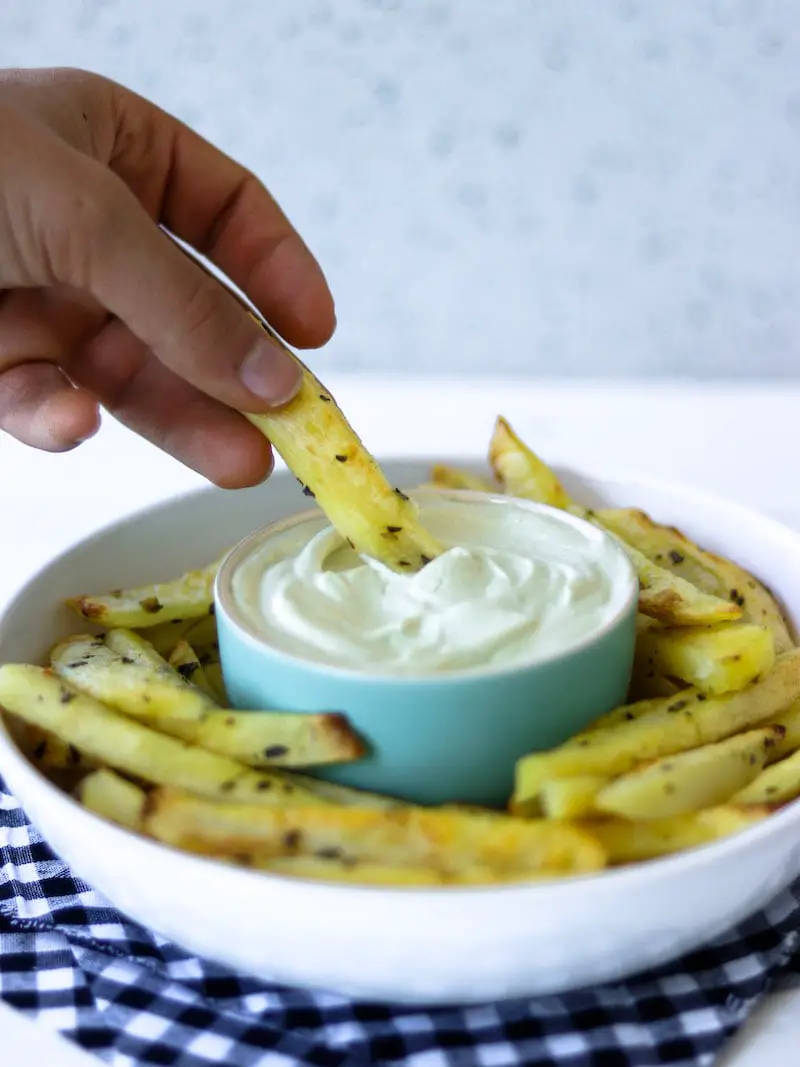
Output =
[{"x1": 215, "y1": 491, "x2": 638, "y2": 808}]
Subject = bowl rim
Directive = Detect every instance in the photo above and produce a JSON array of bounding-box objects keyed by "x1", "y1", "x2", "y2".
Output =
[
  {"x1": 214, "y1": 486, "x2": 639, "y2": 684},
  {"x1": 3, "y1": 457, "x2": 800, "y2": 900}
]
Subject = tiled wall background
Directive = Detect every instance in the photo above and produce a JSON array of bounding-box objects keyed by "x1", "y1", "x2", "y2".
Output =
[{"x1": 3, "y1": 0, "x2": 800, "y2": 377}]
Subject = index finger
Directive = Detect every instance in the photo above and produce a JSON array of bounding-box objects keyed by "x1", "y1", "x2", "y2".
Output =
[{"x1": 107, "y1": 83, "x2": 336, "y2": 349}]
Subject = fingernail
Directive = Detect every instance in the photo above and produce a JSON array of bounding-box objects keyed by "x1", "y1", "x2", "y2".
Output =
[{"x1": 239, "y1": 340, "x2": 302, "y2": 407}]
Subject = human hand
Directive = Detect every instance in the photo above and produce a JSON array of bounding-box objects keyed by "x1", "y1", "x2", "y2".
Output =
[{"x1": 0, "y1": 67, "x2": 335, "y2": 487}]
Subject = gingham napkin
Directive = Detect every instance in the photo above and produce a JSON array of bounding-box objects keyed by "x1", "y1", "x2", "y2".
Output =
[{"x1": 2, "y1": 779, "x2": 800, "y2": 1067}]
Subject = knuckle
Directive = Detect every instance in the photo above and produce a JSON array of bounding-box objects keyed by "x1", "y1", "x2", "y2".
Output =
[
  {"x1": 48, "y1": 168, "x2": 128, "y2": 287},
  {"x1": 178, "y1": 275, "x2": 236, "y2": 351}
]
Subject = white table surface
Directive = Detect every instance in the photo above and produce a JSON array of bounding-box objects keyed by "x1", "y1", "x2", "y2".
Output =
[{"x1": 2, "y1": 376, "x2": 800, "y2": 1066}]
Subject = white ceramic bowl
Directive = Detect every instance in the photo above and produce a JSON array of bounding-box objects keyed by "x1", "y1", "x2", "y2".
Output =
[{"x1": 3, "y1": 459, "x2": 800, "y2": 1006}]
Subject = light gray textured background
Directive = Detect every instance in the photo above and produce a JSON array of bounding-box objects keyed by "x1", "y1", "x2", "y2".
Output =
[{"x1": 3, "y1": 0, "x2": 800, "y2": 377}]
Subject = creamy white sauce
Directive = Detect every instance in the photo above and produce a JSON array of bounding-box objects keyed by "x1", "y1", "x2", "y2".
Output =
[{"x1": 230, "y1": 495, "x2": 634, "y2": 675}]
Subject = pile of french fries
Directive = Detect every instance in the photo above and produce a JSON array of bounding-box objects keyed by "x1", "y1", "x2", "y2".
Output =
[{"x1": 3, "y1": 376, "x2": 800, "y2": 887}]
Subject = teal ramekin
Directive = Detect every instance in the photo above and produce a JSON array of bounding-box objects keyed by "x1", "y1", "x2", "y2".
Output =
[{"x1": 214, "y1": 490, "x2": 638, "y2": 808}]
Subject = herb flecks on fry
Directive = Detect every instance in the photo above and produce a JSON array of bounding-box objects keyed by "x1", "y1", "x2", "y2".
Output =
[{"x1": 245, "y1": 323, "x2": 442, "y2": 572}]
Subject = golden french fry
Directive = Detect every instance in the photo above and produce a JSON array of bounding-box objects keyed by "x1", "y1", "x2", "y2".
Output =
[
  {"x1": 513, "y1": 650, "x2": 800, "y2": 808},
  {"x1": 596, "y1": 507, "x2": 795, "y2": 653},
  {"x1": 52, "y1": 632, "x2": 366, "y2": 768},
  {"x1": 182, "y1": 616, "x2": 218, "y2": 649},
  {"x1": 132, "y1": 618, "x2": 202, "y2": 656},
  {"x1": 244, "y1": 339, "x2": 442, "y2": 572},
  {"x1": 144, "y1": 787, "x2": 606, "y2": 877},
  {"x1": 51, "y1": 632, "x2": 212, "y2": 721},
  {"x1": 203, "y1": 662, "x2": 227, "y2": 705},
  {"x1": 634, "y1": 622, "x2": 776, "y2": 696},
  {"x1": 733, "y1": 743, "x2": 800, "y2": 806},
  {"x1": 168, "y1": 640, "x2": 218, "y2": 701},
  {"x1": 180, "y1": 710, "x2": 367, "y2": 768},
  {"x1": 430, "y1": 465, "x2": 497, "y2": 494},
  {"x1": 285, "y1": 773, "x2": 403, "y2": 810},
  {"x1": 67, "y1": 559, "x2": 222, "y2": 629},
  {"x1": 576, "y1": 689, "x2": 696, "y2": 738},
  {"x1": 767, "y1": 699, "x2": 800, "y2": 762},
  {"x1": 76, "y1": 769, "x2": 147, "y2": 831},
  {"x1": 594, "y1": 726, "x2": 783, "y2": 820},
  {"x1": 488, "y1": 417, "x2": 742, "y2": 627},
  {"x1": 583, "y1": 805, "x2": 769, "y2": 864},
  {"x1": 0, "y1": 665, "x2": 328, "y2": 807},
  {"x1": 539, "y1": 776, "x2": 608, "y2": 819},
  {"x1": 488, "y1": 416, "x2": 573, "y2": 509},
  {"x1": 7, "y1": 716, "x2": 94, "y2": 772}
]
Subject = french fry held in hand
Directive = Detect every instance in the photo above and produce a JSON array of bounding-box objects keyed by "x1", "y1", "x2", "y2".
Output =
[
  {"x1": 0, "y1": 664, "x2": 330, "y2": 806},
  {"x1": 51, "y1": 632, "x2": 366, "y2": 768},
  {"x1": 67, "y1": 559, "x2": 222, "y2": 629},
  {"x1": 633, "y1": 621, "x2": 776, "y2": 696},
  {"x1": 144, "y1": 787, "x2": 606, "y2": 879},
  {"x1": 512, "y1": 649, "x2": 800, "y2": 812},
  {"x1": 488, "y1": 417, "x2": 742, "y2": 627},
  {"x1": 593, "y1": 725, "x2": 783, "y2": 820},
  {"x1": 244, "y1": 318, "x2": 442, "y2": 572}
]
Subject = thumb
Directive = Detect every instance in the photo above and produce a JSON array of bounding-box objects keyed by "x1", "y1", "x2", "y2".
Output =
[{"x1": 44, "y1": 154, "x2": 302, "y2": 412}]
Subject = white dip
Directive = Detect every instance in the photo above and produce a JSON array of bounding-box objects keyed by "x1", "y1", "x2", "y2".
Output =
[{"x1": 230, "y1": 495, "x2": 634, "y2": 675}]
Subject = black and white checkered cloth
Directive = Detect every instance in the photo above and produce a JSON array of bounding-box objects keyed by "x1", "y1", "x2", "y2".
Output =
[{"x1": 2, "y1": 778, "x2": 800, "y2": 1067}]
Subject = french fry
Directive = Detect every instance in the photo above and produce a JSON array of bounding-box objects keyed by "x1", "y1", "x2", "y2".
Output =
[
  {"x1": 131, "y1": 619, "x2": 201, "y2": 656},
  {"x1": 203, "y1": 662, "x2": 227, "y2": 705},
  {"x1": 539, "y1": 776, "x2": 608, "y2": 819},
  {"x1": 67, "y1": 559, "x2": 222, "y2": 629},
  {"x1": 168, "y1": 640, "x2": 218, "y2": 701},
  {"x1": 733, "y1": 745, "x2": 800, "y2": 806},
  {"x1": 594, "y1": 726, "x2": 783, "y2": 820},
  {"x1": 429, "y1": 465, "x2": 497, "y2": 494},
  {"x1": 596, "y1": 507, "x2": 795, "y2": 653},
  {"x1": 0, "y1": 665, "x2": 328, "y2": 807},
  {"x1": 76, "y1": 768, "x2": 147, "y2": 831},
  {"x1": 626, "y1": 669, "x2": 686, "y2": 702},
  {"x1": 513, "y1": 650, "x2": 800, "y2": 808},
  {"x1": 488, "y1": 416, "x2": 573, "y2": 509},
  {"x1": 52, "y1": 632, "x2": 366, "y2": 768},
  {"x1": 244, "y1": 341, "x2": 442, "y2": 572},
  {"x1": 488, "y1": 417, "x2": 742, "y2": 627},
  {"x1": 584, "y1": 806, "x2": 770, "y2": 864},
  {"x1": 182, "y1": 616, "x2": 218, "y2": 649},
  {"x1": 576, "y1": 689, "x2": 698, "y2": 738},
  {"x1": 51, "y1": 632, "x2": 213, "y2": 721},
  {"x1": 286, "y1": 773, "x2": 403, "y2": 810},
  {"x1": 179, "y1": 709, "x2": 367, "y2": 768},
  {"x1": 144, "y1": 788, "x2": 606, "y2": 877},
  {"x1": 767, "y1": 699, "x2": 800, "y2": 762},
  {"x1": 8, "y1": 720, "x2": 96, "y2": 773},
  {"x1": 634, "y1": 622, "x2": 776, "y2": 696}
]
